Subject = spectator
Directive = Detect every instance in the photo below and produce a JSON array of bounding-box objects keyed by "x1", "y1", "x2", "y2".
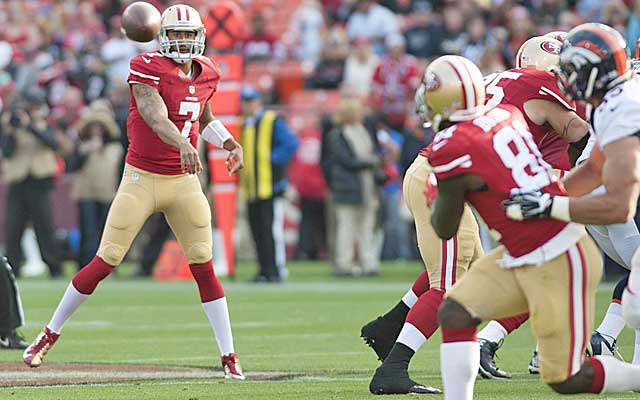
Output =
[
  {"x1": 462, "y1": 16, "x2": 490, "y2": 66},
  {"x1": 371, "y1": 33, "x2": 420, "y2": 132},
  {"x1": 242, "y1": 13, "x2": 285, "y2": 62},
  {"x1": 325, "y1": 98, "x2": 383, "y2": 276},
  {"x1": 435, "y1": 6, "x2": 469, "y2": 56},
  {"x1": 0, "y1": 93, "x2": 65, "y2": 278},
  {"x1": 346, "y1": 0, "x2": 399, "y2": 54},
  {"x1": 342, "y1": 37, "x2": 379, "y2": 97},
  {"x1": 285, "y1": 0, "x2": 326, "y2": 67},
  {"x1": 239, "y1": 86, "x2": 299, "y2": 283},
  {"x1": 290, "y1": 127, "x2": 328, "y2": 261},
  {"x1": 66, "y1": 105, "x2": 122, "y2": 267},
  {"x1": 308, "y1": 24, "x2": 349, "y2": 89},
  {"x1": 100, "y1": 16, "x2": 138, "y2": 85}
]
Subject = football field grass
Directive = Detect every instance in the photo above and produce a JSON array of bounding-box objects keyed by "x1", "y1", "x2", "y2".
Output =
[{"x1": 1, "y1": 261, "x2": 638, "y2": 399}]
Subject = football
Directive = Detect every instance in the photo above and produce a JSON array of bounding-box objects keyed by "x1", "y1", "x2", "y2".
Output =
[{"x1": 121, "y1": 1, "x2": 161, "y2": 42}]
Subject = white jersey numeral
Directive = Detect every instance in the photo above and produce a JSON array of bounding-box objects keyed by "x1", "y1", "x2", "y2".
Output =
[
  {"x1": 178, "y1": 101, "x2": 201, "y2": 138},
  {"x1": 485, "y1": 71, "x2": 523, "y2": 110},
  {"x1": 493, "y1": 120, "x2": 552, "y2": 189}
]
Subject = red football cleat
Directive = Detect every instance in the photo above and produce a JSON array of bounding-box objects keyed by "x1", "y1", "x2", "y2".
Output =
[
  {"x1": 23, "y1": 326, "x2": 60, "y2": 368},
  {"x1": 221, "y1": 353, "x2": 245, "y2": 380}
]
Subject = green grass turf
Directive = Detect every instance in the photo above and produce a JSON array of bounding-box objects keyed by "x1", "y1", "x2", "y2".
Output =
[{"x1": 1, "y1": 261, "x2": 638, "y2": 399}]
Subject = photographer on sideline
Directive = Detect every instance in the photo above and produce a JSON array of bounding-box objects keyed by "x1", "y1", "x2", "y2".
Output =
[{"x1": 0, "y1": 93, "x2": 68, "y2": 278}]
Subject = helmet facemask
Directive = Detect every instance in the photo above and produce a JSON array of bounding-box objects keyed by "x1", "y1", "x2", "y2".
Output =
[{"x1": 159, "y1": 27, "x2": 205, "y2": 64}]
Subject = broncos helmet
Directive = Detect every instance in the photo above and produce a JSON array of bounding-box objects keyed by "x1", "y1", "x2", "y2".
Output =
[{"x1": 556, "y1": 23, "x2": 631, "y2": 102}]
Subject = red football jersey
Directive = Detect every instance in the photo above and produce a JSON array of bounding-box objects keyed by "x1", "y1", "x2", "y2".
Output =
[
  {"x1": 127, "y1": 51, "x2": 221, "y2": 174},
  {"x1": 484, "y1": 68, "x2": 575, "y2": 170},
  {"x1": 427, "y1": 104, "x2": 569, "y2": 257}
]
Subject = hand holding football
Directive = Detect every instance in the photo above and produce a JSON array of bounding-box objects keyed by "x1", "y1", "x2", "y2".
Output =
[{"x1": 121, "y1": 2, "x2": 161, "y2": 42}]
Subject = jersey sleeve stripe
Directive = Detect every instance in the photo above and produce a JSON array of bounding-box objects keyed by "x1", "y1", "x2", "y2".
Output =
[
  {"x1": 432, "y1": 154, "x2": 472, "y2": 173},
  {"x1": 130, "y1": 69, "x2": 160, "y2": 81},
  {"x1": 539, "y1": 86, "x2": 575, "y2": 110}
]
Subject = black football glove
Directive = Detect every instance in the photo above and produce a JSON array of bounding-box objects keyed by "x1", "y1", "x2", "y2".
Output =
[{"x1": 502, "y1": 189, "x2": 554, "y2": 220}]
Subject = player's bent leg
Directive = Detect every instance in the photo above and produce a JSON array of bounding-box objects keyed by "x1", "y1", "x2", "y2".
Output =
[
  {"x1": 163, "y1": 177, "x2": 244, "y2": 380},
  {"x1": 588, "y1": 274, "x2": 627, "y2": 358},
  {"x1": 362, "y1": 158, "x2": 436, "y2": 362},
  {"x1": 369, "y1": 288, "x2": 445, "y2": 395},
  {"x1": 439, "y1": 245, "x2": 528, "y2": 400},
  {"x1": 477, "y1": 313, "x2": 530, "y2": 380},
  {"x1": 24, "y1": 168, "x2": 155, "y2": 368},
  {"x1": 623, "y1": 248, "x2": 640, "y2": 329}
]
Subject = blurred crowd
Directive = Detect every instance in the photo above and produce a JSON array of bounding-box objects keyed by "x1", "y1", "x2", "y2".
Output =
[{"x1": 0, "y1": 0, "x2": 638, "y2": 277}]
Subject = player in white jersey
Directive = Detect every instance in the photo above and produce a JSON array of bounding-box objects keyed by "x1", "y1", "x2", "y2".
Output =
[
  {"x1": 504, "y1": 23, "x2": 640, "y2": 394},
  {"x1": 574, "y1": 133, "x2": 640, "y2": 363}
]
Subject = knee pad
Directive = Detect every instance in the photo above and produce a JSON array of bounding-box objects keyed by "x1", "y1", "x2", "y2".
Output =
[
  {"x1": 98, "y1": 243, "x2": 127, "y2": 266},
  {"x1": 622, "y1": 288, "x2": 640, "y2": 329},
  {"x1": 186, "y1": 242, "x2": 212, "y2": 264}
]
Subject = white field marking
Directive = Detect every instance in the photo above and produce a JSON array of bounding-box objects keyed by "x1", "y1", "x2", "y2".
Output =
[
  {"x1": 15, "y1": 280, "x2": 421, "y2": 294},
  {"x1": 124, "y1": 351, "x2": 368, "y2": 363},
  {"x1": 23, "y1": 321, "x2": 273, "y2": 330},
  {"x1": 46, "y1": 332, "x2": 345, "y2": 346}
]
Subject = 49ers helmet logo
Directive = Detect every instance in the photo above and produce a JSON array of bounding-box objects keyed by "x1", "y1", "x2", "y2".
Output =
[
  {"x1": 540, "y1": 40, "x2": 561, "y2": 55},
  {"x1": 424, "y1": 71, "x2": 441, "y2": 91}
]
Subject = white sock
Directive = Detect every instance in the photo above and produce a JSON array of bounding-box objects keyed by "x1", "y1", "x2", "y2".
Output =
[
  {"x1": 596, "y1": 302, "x2": 625, "y2": 340},
  {"x1": 440, "y1": 341, "x2": 479, "y2": 400},
  {"x1": 633, "y1": 330, "x2": 640, "y2": 365},
  {"x1": 401, "y1": 289, "x2": 418, "y2": 308},
  {"x1": 47, "y1": 283, "x2": 89, "y2": 334},
  {"x1": 202, "y1": 297, "x2": 235, "y2": 356},
  {"x1": 396, "y1": 323, "x2": 427, "y2": 352},
  {"x1": 595, "y1": 355, "x2": 640, "y2": 393},
  {"x1": 477, "y1": 320, "x2": 508, "y2": 344}
]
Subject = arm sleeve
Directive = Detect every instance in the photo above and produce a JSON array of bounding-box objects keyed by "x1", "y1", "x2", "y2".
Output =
[
  {"x1": 271, "y1": 117, "x2": 299, "y2": 164},
  {"x1": 128, "y1": 55, "x2": 161, "y2": 87}
]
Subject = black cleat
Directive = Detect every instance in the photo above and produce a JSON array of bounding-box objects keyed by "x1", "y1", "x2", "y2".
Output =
[
  {"x1": 528, "y1": 350, "x2": 539, "y2": 374},
  {"x1": 586, "y1": 331, "x2": 619, "y2": 358},
  {"x1": 478, "y1": 339, "x2": 511, "y2": 380},
  {"x1": 369, "y1": 364, "x2": 441, "y2": 395},
  {"x1": 0, "y1": 330, "x2": 28, "y2": 350},
  {"x1": 361, "y1": 317, "x2": 402, "y2": 362}
]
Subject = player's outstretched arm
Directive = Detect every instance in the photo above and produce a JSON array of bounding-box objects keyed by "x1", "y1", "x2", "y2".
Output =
[
  {"x1": 561, "y1": 144, "x2": 604, "y2": 197},
  {"x1": 132, "y1": 83, "x2": 201, "y2": 174},
  {"x1": 431, "y1": 174, "x2": 468, "y2": 240},
  {"x1": 566, "y1": 137, "x2": 640, "y2": 225},
  {"x1": 198, "y1": 102, "x2": 244, "y2": 174}
]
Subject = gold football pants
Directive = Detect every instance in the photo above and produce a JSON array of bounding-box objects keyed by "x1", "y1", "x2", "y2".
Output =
[{"x1": 97, "y1": 164, "x2": 212, "y2": 266}]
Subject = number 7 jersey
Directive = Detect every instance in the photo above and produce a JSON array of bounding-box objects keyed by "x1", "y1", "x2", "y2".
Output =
[
  {"x1": 127, "y1": 51, "x2": 221, "y2": 174},
  {"x1": 427, "y1": 104, "x2": 585, "y2": 266}
]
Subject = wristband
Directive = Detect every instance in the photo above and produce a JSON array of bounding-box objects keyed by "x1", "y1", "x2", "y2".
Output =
[
  {"x1": 550, "y1": 196, "x2": 571, "y2": 222},
  {"x1": 202, "y1": 120, "x2": 232, "y2": 148}
]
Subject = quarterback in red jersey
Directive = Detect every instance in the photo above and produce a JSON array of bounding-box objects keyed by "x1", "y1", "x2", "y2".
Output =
[
  {"x1": 422, "y1": 55, "x2": 607, "y2": 399},
  {"x1": 23, "y1": 4, "x2": 246, "y2": 380}
]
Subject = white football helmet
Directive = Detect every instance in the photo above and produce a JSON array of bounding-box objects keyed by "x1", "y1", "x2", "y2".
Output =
[
  {"x1": 159, "y1": 4, "x2": 206, "y2": 64},
  {"x1": 515, "y1": 36, "x2": 562, "y2": 71}
]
